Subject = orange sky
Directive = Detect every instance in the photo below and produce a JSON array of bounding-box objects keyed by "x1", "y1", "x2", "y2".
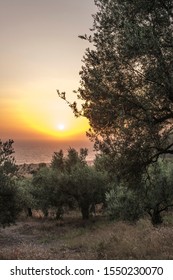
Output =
[{"x1": 0, "y1": 0, "x2": 96, "y2": 142}]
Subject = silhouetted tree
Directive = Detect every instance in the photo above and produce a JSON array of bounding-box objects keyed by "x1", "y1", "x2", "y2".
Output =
[
  {"x1": 51, "y1": 147, "x2": 88, "y2": 173},
  {"x1": 58, "y1": 0, "x2": 173, "y2": 182},
  {"x1": 51, "y1": 149, "x2": 64, "y2": 172}
]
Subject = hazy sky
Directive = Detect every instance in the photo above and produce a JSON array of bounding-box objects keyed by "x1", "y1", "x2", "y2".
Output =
[{"x1": 0, "y1": 0, "x2": 96, "y2": 141}]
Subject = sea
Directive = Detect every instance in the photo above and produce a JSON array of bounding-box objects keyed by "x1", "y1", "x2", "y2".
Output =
[{"x1": 13, "y1": 140, "x2": 96, "y2": 165}]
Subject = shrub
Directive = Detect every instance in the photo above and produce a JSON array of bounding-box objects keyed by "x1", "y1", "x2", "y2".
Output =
[{"x1": 106, "y1": 184, "x2": 144, "y2": 222}]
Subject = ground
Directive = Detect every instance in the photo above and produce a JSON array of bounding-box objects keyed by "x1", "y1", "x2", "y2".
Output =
[{"x1": 1, "y1": 211, "x2": 173, "y2": 260}]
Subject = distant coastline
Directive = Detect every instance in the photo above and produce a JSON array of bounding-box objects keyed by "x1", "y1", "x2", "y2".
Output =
[
  {"x1": 13, "y1": 139, "x2": 95, "y2": 165},
  {"x1": 17, "y1": 159, "x2": 94, "y2": 177}
]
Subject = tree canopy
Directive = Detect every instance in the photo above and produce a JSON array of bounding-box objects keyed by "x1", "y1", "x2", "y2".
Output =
[
  {"x1": 58, "y1": 0, "x2": 173, "y2": 180},
  {"x1": 0, "y1": 140, "x2": 19, "y2": 227}
]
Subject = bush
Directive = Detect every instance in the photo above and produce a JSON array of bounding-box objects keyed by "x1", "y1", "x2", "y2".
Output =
[{"x1": 106, "y1": 184, "x2": 144, "y2": 222}]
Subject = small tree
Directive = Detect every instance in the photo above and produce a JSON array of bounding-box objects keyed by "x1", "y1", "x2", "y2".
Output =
[
  {"x1": 51, "y1": 149, "x2": 65, "y2": 172},
  {"x1": 0, "y1": 139, "x2": 20, "y2": 227},
  {"x1": 16, "y1": 178, "x2": 35, "y2": 217},
  {"x1": 66, "y1": 164, "x2": 108, "y2": 219},
  {"x1": 65, "y1": 147, "x2": 88, "y2": 173},
  {"x1": 35, "y1": 148, "x2": 107, "y2": 220},
  {"x1": 106, "y1": 160, "x2": 173, "y2": 225},
  {"x1": 143, "y1": 160, "x2": 173, "y2": 225},
  {"x1": 32, "y1": 167, "x2": 70, "y2": 219},
  {"x1": 51, "y1": 147, "x2": 88, "y2": 173}
]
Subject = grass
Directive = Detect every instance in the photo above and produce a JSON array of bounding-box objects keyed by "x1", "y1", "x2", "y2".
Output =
[{"x1": 1, "y1": 211, "x2": 173, "y2": 259}]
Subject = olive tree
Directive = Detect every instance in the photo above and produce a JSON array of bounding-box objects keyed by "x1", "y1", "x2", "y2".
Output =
[
  {"x1": 32, "y1": 167, "x2": 71, "y2": 219},
  {"x1": 65, "y1": 164, "x2": 108, "y2": 219},
  {"x1": 143, "y1": 160, "x2": 173, "y2": 224},
  {"x1": 58, "y1": 0, "x2": 173, "y2": 181},
  {"x1": 106, "y1": 160, "x2": 173, "y2": 225},
  {"x1": 51, "y1": 147, "x2": 88, "y2": 173}
]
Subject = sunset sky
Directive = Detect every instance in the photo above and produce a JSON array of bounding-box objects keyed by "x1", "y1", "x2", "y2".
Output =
[{"x1": 0, "y1": 0, "x2": 96, "y2": 142}]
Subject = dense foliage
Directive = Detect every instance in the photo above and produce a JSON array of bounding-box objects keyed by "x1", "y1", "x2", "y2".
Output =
[
  {"x1": 2, "y1": 1, "x2": 173, "y2": 226},
  {"x1": 58, "y1": 0, "x2": 173, "y2": 181},
  {"x1": 65, "y1": 164, "x2": 108, "y2": 219},
  {"x1": 143, "y1": 160, "x2": 173, "y2": 224},
  {"x1": 1, "y1": 141, "x2": 173, "y2": 225},
  {"x1": 106, "y1": 185, "x2": 144, "y2": 222},
  {"x1": 32, "y1": 167, "x2": 70, "y2": 218},
  {"x1": 0, "y1": 140, "x2": 20, "y2": 227},
  {"x1": 105, "y1": 159, "x2": 173, "y2": 224},
  {"x1": 33, "y1": 148, "x2": 108, "y2": 220},
  {"x1": 51, "y1": 147, "x2": 88, "y2": 172}
]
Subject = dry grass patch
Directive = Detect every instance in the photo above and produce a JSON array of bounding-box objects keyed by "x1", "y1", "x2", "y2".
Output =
[
  {"x1": 1, "y1": 215, "x2": 173, "y2": 259},
  {"x1": 93, "y1": 219, "x2": 173, "y2": 259}
]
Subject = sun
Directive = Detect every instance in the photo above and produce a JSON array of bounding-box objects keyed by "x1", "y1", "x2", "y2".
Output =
[{"x1": 57, "y1": 123, "x2": 65, "y2": 131}]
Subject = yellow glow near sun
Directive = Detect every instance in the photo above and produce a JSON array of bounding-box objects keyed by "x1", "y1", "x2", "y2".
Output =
[
  {"x1": 57, "y1": 123, "x2": 65, "y2": 131},
  {"x1": 29, "y1": 117, "x2": 89, "y2": 140},
  {"x1": 16, "y1": 99, "x2": 90, "y2": 140},
  {"x1": 13, "y1": 86, "x2": 90, "y2": 141}
]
